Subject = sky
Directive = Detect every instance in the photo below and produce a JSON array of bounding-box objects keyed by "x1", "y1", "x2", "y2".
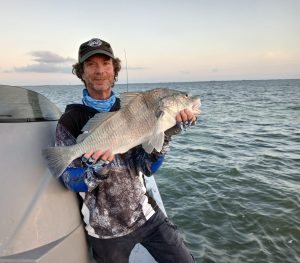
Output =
[{"x1": 0, "y1": 0, "x2": 299, "y2": 86}]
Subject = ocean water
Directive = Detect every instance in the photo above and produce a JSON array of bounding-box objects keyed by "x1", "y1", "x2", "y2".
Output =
[{"x1": 27, "y1": 79, "x2": 300, "y2": 263}]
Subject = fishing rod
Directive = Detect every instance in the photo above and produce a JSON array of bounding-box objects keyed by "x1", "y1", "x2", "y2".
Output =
[{"x1": 124, "y1": 49, "x2": 129, "y2": 92}]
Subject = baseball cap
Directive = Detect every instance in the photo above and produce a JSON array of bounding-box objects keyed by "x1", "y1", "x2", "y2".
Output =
[{"x1": 78, "y1": 38, "x2": 115, "y2": 63}]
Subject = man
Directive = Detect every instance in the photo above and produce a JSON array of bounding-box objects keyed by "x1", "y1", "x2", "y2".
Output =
[{"x1": 56, "y1": 37, "x2": 196, "y2": 262}]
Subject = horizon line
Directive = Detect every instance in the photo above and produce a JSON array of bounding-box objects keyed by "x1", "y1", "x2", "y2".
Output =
[
  {"x1": 5, "y1": 77, "x2": 297, "y2": 87},
  {"x1": 1, "y1": 78, "x2": 300, "y2": 88}
]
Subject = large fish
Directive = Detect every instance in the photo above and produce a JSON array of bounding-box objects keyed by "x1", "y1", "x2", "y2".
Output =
[{"x1": 43, "y1": 88, "x2": 201, "y2": 178}]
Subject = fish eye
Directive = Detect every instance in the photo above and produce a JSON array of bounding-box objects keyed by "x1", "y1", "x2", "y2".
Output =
[{"x1": 185, "y1": 93, "x2": 189, "y2": 98}]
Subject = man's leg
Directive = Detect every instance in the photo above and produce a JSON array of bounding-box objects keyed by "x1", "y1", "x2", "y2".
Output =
[
  {"x1": 88, "y1": 235, "x2": 136, "y2": 263},
  {"x1": 141, "y1": 209, "x2": 195, "y2": 263}
]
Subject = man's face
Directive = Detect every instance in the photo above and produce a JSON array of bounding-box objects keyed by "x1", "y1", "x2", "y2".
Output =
[{"x1": 82, "y1": 55, "x2": 115, "y2": 99}]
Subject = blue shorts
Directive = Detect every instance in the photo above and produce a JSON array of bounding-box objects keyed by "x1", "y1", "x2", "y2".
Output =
[{"x1": 88, "y1": 209, "x2": 195, "y2": 263}]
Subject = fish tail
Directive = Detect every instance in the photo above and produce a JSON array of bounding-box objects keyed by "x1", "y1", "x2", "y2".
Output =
[{"x1": 42, "y1": 146, "x2": 75, "y2": 178}]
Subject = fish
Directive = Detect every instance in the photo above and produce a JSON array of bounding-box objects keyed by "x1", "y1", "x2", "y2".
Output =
[{"x1": 42, "y1": 88, "x2": 201, "y2": 178}]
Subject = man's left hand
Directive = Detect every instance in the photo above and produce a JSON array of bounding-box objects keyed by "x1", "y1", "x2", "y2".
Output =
[{"x1": 175, "y1": 109, "x2": 197, "y2": 125}]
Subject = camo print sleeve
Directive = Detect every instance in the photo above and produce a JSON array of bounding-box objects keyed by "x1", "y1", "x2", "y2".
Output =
[
  {"x1": 55, "y1": 123, "x2": 108, "y2": 192},
  {"x1": 55, "y1": 122, "x2": 77, "y2": 148},
  {"x1": 164, "y1": 123, "x2": 182, "y2": 137}
]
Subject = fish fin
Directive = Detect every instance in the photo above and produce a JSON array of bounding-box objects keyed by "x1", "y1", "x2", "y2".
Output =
[
  {"x1": 142, "y1": 141, "x2": 154, "y2": 153},
  {"x1": 42, "y1": 146, "x2": 75, "y2": 178},
  {"x1": 159, "y1": 110, "x2": 177, "y2": 131},
  {"x1": 142, "y1": 110, "x2": 167, "y2": 153},
  {"x1": 77, "y1": 112, "x2": 116, "y2": 142},
  {"x1": 76, "y1": 131, "x2": 89, "y2": 143},
  {"x1": 119, "y1": 92, "x2": 142, "y2": 108},
  {"x1": 82, "y1": 112, "x2": 116, "y2": 132},
  {"x1": 142, "y1": 132, "x2": 165, "y2": 153}
]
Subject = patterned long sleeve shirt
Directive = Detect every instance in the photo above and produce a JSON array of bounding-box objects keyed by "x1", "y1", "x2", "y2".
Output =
[{"x1": 55, "y1": 102, "x2": 174, "y2": 239}]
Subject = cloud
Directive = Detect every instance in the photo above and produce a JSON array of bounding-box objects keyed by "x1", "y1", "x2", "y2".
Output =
[
  {"x1": 9, "y1": 51, "x2": 76, "y2": 74},
  {"x1": 14, "y1": 63, "x2": 71, "y2": 73},
  {"x1": 5, "y1": 51, "x2": 145, "y2": 74},
  {"x1": 30, "y1": 51, "x2": 76, "y2": 64}
]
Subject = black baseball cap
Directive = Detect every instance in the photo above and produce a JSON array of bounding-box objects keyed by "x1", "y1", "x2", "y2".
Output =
[{"x1": 78, "y1": 38, "x2": 115, "y2": 63}]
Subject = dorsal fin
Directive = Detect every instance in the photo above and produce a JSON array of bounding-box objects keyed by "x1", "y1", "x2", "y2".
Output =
[
  {"x1": 76, "y1": 112, "x2": 116, "y2": 143},
  {"x1": 119, "y1": 92, "x2": 142, "y2": 108}
]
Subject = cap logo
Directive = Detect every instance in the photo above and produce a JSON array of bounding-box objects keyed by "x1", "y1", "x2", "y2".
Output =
[{"x1": 88, "y1": 38, "x2": 102, "y2": 47}]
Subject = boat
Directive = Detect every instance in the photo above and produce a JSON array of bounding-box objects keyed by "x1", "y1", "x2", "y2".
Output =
[{"x1": 0, "y1": 85, "x2": 166, "y2": 263}]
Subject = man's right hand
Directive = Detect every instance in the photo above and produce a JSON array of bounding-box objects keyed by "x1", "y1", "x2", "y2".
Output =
[{"x1": 82, "y1": 149, "x2": 115, "y2": 165}]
